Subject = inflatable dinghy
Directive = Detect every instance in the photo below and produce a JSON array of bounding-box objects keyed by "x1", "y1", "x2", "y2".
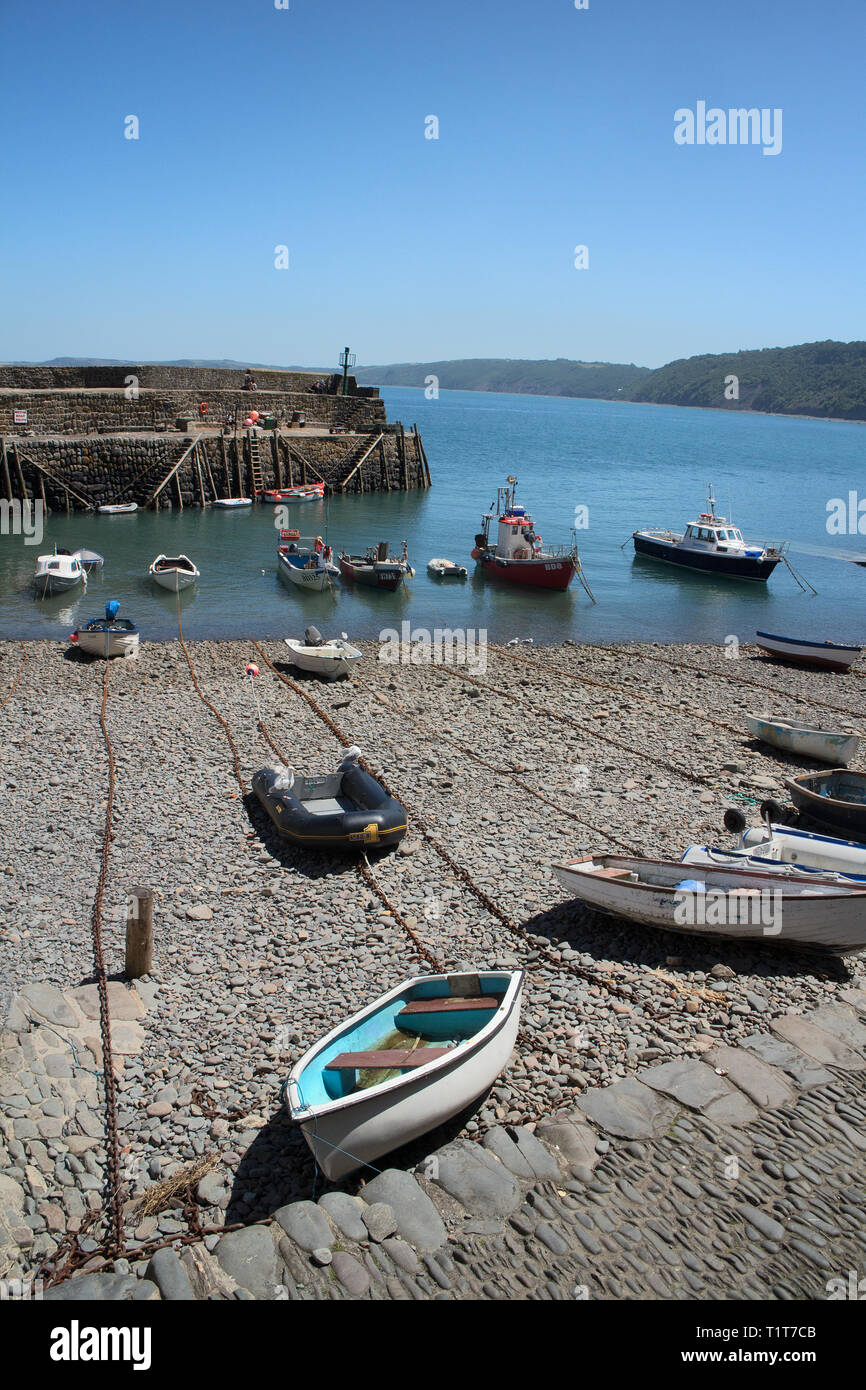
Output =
[{"x1": 252, "y1": 746, "x2": 407, "y2": 849}]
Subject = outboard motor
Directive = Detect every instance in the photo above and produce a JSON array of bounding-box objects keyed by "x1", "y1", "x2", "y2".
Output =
[
  {"x1": 305, "y1": 626, "x2": 324, "y2": 648},
  {"x1": 105, "y1": 600, "x2": 120, "y2": 623}
]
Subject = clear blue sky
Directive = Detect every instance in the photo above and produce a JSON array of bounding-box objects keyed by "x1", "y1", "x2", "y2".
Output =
[{"x1": 1, "y1": 0, "x2": 863, "y2": 368}]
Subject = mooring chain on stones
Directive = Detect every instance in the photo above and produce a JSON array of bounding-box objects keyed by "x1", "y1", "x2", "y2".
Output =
[
  {"x1": 252, "y1": 642, "x2": 641, "y2": 1008},
  {"x1": 498, "y1": 644, "x2": 743, "y2": 737},
  {"x1": 353, "y1": 671, "x2": 642, "y2": 856},
  {"x1": 591, "y1": 640, "x2": 866, "y2": 722},
  {"x1": 239, "y1": 664, "x2": 444, "y2": 974},
  {"x1": 433, "y1": 663, "x2": 714, "y2": 789},
  {"x1": 0, "y1": 640, "x2": 28, "y2": 708},
  {"x1": 92, "y1": 663, "x2": 125, "y2": 1259},
  {"x1": 177, "y1": 614, "x2": 246, "y2": 793}
]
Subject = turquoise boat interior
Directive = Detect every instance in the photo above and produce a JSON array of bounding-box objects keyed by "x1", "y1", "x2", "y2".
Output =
[{"x1": 294, "y1": 973, "x2": 512, "y2": 1108}]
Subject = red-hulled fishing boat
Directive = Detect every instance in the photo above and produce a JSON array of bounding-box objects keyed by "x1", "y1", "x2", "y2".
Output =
[{"x1": 471, "y1": 477, "x2": 580, "y2": 591}]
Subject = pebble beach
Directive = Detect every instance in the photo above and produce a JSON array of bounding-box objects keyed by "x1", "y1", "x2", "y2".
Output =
[{"x1": 2, "y1": 636, "x2": 866, "y2": 1301}]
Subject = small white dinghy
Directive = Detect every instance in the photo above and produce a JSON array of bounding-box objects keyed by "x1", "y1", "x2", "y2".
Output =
[
  {"x1": 213, "y1": 497, "x2": 252, "y2": 508},
  {"x1": 149, "y1": 554, "x2": 200, "y2": 592},
  {"x1": 97, "y1": 502, "x2": 138, "y2": 515},
  {"x1": 287, "y1": 970, "x2": 524, "y2": 1179},
  {"x1": 746, "y1": 713, "x2": 860, "y2": 766},
  {"x1": 283, "y1": 627, "x2": 362, "y2": 680},
  {"x1": 755, "y1": 631, "x2": 861, "y2": 672},
  {"x1": 71, "y1": 601, "x2": 139, "y2": 659},
  {"x1": 551, "y1": 853, "x2": 866, "y2": 953},
  {"x1": 34, "y1": 550, "x2": 86, "y2": 596},
  {"x1": 428, "y1": 557, "x2": 468, "y2": 579}
]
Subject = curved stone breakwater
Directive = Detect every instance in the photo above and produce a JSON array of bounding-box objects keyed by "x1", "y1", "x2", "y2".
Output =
[{"x1": 1, "y1": 638, "x2": 865, "y2": 1300}]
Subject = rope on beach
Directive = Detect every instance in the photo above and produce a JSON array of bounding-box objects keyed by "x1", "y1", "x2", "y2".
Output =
[
  {"x1": 1, "y1": 641, "x2": 28, "y2": 707},
  {"x1": 497, "y1": 644, "x2": 744, "y2": 737},
  {"x1": 250, "y1": 641, "x2": 640, "y2": 1007},
  {"x1": 590, "y1": 641, "x2": 866, "y2": 722},
  {"x1": 432, "y1": 664, "x2": 716, "y2": 789}
]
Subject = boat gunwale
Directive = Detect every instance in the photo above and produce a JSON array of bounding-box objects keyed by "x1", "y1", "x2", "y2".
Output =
[
  {"x1": 288, "y1": 970, "x2": 524, "y2": 1121},
  {"x1": 552, "y1": 852, "x2": 866, "y2": 899}
]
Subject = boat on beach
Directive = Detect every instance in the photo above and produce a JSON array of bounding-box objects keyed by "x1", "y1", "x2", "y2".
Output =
[
  {"x1": 71, "y1": 601, "x2": 139, "y2": 658},
  {"x1": 633, "y1": 486, "x2": 784, "y2": 581},
  {"x1": 149, "y1": 554, "x2": 200, "y2": 592},
  {"x1": 34, "y1": 550, "x2": 87, "y2": 596},
  {"x1": 755, "y1": 631, "x2": 861, "y2": 672},
  {"x1": 745, "y1": 713, "x2": 860, "y2": 766},
  {"x1": 472, "y1": 477, "x2": 580, "y2": 590},
  {"x1": 428, "y1": 557, "x2": 468, "y2": 579},
  {"x1": 338, "y1": 541, "x2": 413, "y2": 591},
  {"x1": 286, "y1": 969, "x2": 524, "y2": 1179},
  {"x1": 283, "y1": 628, "x2": 362, "y2": 680},
  {"x1": 784, "y1": 770, "x2": 866, "y2": 840},
  {"x1": 551, "y1": 852, "x2": 866, "y2": 953},
  {"x1": 252, "y1": 745, "x2": 407, "y2": 849},
  {"x1": 683, "y1": 810, "x2": 866, "y2": 882}
]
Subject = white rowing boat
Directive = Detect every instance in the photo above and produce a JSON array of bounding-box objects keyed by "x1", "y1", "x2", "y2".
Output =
[
  {"x1": 551, "y1": 853, "x2": 866, "y2": 953},
  {"x1": 97, "y1": 502, "x2": 138, "y2": 514},
  {"x1": 755, "y1": 631, "x2": 861, "y2": 672},
  {"x1": 746, "y1": 713, "x2": 860, "y2": 766},
  {"x1": 212, "y1": 497, "x2": 252, "y2": 508},
  {"x1": 71, "y1": 602, "x2": 139, "y2": 659},
  {"x1": 287, "y1": 970, "x2": 523, "y2": 1179},
  {"x1": 149, "y1": 554, "x2": 200, "y2": 592},
  {"x1": 284, "y1": 629, "x2": 362, "y2": 679}
]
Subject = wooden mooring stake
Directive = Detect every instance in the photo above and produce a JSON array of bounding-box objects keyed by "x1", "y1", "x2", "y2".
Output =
[{"x1": 125, "y1": 886, "x2": 154, "y2": 979}]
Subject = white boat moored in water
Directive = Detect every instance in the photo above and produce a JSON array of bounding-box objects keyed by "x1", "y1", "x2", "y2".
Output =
[
  {"x1": 287, "y1": 970, "x2": 524, "y2": 1179},
  {"x1": 149, "y1": 554, "x2": 200, "y2": 592},
  {"x1": 34, "y1": 550, "x2": 86, "y2": 596},
  {"x1": 428, "y1": 557, "x2": 468, "y2": 579},
  {"x1": 212, "y1": 497, "x2": 252, "y2": 508},
  {"x1": 97, "y1": 502, "x2": 138, "y2": 514},
  {"x1": 746, "y1": 713, "x2": 861, "y2": 766}
]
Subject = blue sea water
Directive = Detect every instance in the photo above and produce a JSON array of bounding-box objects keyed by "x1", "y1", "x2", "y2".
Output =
[{"x1": 1, "y1": 387, "x2": 863, "y2": 646}]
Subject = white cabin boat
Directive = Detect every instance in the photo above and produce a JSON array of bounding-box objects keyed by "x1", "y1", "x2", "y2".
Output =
[
  {"x1": 34, "y1": 551, "x2": 86, "y2": 596},
  {"x1": 149, "y1": 554, "x2": 200, "y2": 592},
  {"x1": 552, "y1": 853, "x2": 866, "y2": 953},
  {"x1": 746, "y1": 713, "x2": 860, "y2": 765},
  {"x1": 287, "y1": 970, "x2": 524, "y2": 1179},
  {"x1": 633, "y1": 486, "x2": 783, "y2": 582},
  {"x1": 284, "y1": 629, "x2": 362, "y2": 680}
]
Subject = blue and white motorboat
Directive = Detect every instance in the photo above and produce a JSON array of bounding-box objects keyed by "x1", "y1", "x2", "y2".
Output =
[
  {"x1": 277, "y1": 530, "x2": 339, "y2": 592},
  {"x1": 287, "y1": 970, "x2": 524, "y2": 1179},
  {"x1": 633, "y1": 486, "x2": 783, "y2": 582},
  {"x1": 683, "y1": 816, "x2": 866, "y2": 883}
]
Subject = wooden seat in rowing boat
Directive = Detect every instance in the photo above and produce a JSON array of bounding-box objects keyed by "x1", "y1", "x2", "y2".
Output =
[
  {"x1": 396, "y1": 996, "x2": 501, "y2": 1016},
  {"x1": 325, "y1": 1048, "x2": 453, "y2": 1071}
]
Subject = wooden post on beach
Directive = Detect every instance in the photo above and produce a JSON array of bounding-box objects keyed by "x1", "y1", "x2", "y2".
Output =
[{"x1": 125, "y1": 887, "x2": 154, "y2": 979}]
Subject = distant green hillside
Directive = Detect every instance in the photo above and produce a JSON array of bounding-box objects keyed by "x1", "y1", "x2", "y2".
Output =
[
  {"x1": 354, "y1": 357, "x2": 650, "y2": 398},
  {"x1": 630, "y1": 340, "x2": 866, "y2": 420}
]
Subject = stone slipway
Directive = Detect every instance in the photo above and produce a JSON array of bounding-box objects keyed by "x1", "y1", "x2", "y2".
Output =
[{"x1": 6, "y1": 990, "x2": 865, "y2": 1301}]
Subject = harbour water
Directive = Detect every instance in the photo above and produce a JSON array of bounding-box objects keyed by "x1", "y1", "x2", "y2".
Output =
[{"x1": 1, "y1": 387, "x2": 864, "y2": 645}]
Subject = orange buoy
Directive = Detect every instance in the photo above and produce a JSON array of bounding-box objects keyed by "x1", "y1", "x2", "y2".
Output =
[{"x1": 245, "y1": 663, "x2": 259, "y2": 677}]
